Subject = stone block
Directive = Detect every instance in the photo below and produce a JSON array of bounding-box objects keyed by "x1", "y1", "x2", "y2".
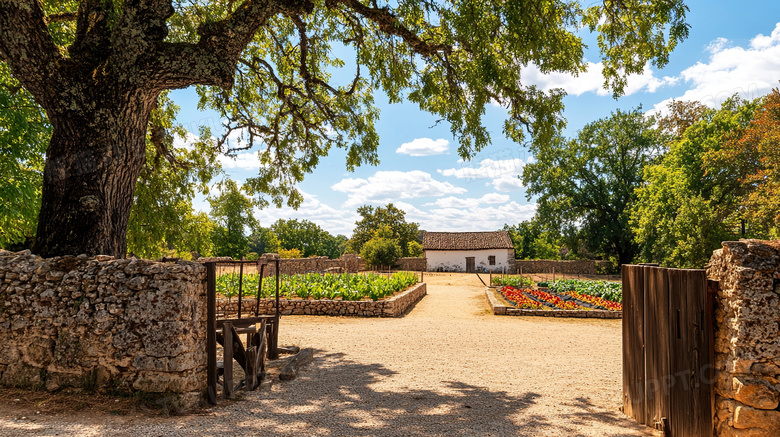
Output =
[
  {"x1": 733, "y1": 376, "x2": 779, "y2": 409},
  {"x1": 733, "y1": 404, "x2": 780, "y2": 431}
]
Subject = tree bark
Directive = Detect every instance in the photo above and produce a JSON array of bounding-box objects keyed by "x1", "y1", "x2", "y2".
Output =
[{"x1": 32, "y1": 91, "x2": 157, "y2": 258}]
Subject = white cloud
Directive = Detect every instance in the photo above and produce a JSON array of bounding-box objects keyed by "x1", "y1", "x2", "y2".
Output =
[
  {"x1": 396, "y1": 201, "x2": 537, "y2": 233},
  {"x1": 396, "y1": 138, "x2": 450, "y2": 156},
  {"x1": 172, "y1": 131, "x2": 200, "y2": 151},
  {"x1": 218, "y1": 151, "x2": 262, "y2": 170},
  {"x1": 523, "y1": 61, "x2": 676, "y2": 97},
  {"x1": 253, "y1": 191, "x2": 359, "y2": 236},
  {"x1": 331, "y1": 170, "x2": 466, "y2": 206},
  {"x1": 438, "y1": 156, "x2": 529, "y2": 192},
  {"x1": 652, "y1": 23, "x2": 780, "y2": 113},
  {"x1": 424, "y1": 193, "x2": 510, "y2": 209}
]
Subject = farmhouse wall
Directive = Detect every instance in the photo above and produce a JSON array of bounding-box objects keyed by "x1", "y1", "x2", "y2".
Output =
[
  {"x1": 218, "y1": 282, "x2": 427, "y2": 317},
  {"x1": 707, "y1": 240, "x2": 780, "y2": 436},
  {"x1": 426, "y1": 249, "x2": 513, "y2": 272},
  {"x1": 509, "y1": 259, "x2": 610, "y2": 275},
  {"x1": 0, "y1": 250, "x2": 207, "y2": 409}
]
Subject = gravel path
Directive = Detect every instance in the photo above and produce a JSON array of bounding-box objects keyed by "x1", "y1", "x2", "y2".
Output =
[{"x1": 0, "y1": 273, "x2": 656, "y2": 436}]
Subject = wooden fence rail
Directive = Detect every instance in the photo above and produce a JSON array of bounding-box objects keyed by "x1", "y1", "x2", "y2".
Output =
[{"x1": 622, "y1": 265, "x2": 715, "y2": 436}]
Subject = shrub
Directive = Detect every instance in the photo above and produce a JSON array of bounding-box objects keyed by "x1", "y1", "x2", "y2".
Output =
[{"x1": 361, "y1": 237, "x2": 401, "y2": 268}]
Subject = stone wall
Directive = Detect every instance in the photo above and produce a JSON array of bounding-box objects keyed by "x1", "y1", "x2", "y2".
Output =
[
  {"x1": 396, "y1": 257, "x2": 426, "y2": 271},
  {"x1": 707, "y1": 240, "x2": 780, "y2": 436},
  {"x1": 204, "y1": 254, "x2": 426, "y2": 275},
  {"x1": 510, "y1": 259, "x2": 610, "y2": 275},
  {"x1": 218, "y1": 282, "x2": 427, "y2": 317},
  {"x1": 0, "y1": 250, "x2": 207, "y2": 409}
]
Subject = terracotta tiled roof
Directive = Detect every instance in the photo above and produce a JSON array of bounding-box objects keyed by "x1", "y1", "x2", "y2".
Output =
[{"x1": 422, "y1": 231, "x2": 514, "y2": 251}]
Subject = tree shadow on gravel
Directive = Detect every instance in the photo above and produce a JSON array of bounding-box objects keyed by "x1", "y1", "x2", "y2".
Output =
[
  {"x1": 184, "y1": 351, "x2": 649, "y2": 437},
  {"x1": 0, "y1": 351, "x2": 651, "y2": 436}
]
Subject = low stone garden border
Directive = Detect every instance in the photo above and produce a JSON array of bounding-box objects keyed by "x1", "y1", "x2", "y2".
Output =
[
  {"x1": 218, "y1": 282, "x2": 427, "y2": 318},
  {"x1": 485, "y1": 287, "x2": 621, "y2": 319}
]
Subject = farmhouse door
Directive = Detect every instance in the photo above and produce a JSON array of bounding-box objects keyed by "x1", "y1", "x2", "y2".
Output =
[{"x1": 465, "y1": 257, "x2": 475, "y2": 273}]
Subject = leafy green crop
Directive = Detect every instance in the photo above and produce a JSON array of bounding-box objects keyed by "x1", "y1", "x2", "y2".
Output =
[
  {"x1": 491, "y1": 275, "x2": 534, "y2": 288},
  {"x1": 548, "y1": 279, "x2": 622, "y2": 303},
  {"x1": 215, "y1": 271, "x2": 419, "y2": 301}
]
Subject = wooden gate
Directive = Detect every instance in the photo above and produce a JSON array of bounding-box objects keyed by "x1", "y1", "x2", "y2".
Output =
[{"x1": 622, "y1": 265, "x2": 716, "y2": 436}]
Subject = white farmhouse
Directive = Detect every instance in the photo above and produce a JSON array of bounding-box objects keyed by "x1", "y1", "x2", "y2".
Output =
[{"x1": 423, "y1": 231, "x2": 515, "y2": 273}]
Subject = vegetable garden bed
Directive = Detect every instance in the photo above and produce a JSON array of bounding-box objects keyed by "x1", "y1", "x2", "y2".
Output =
[
  {"x1": 485, "y1": 278, "x2": 622, "y2": 319},
  {"x1": 216, "y1": 272, "x2": 426, "y2": 317}
]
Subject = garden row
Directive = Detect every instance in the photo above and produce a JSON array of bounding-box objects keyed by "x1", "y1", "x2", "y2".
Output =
[
  {"x1": 217, "y1": 271, "x2": 419, "y2": 302},
  {"x1": 488, "y1": 276, "x2": 622, "y2": 318}
]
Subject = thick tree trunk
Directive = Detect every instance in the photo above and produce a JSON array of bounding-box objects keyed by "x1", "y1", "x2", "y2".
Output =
[{"x1": 32, "y1": 94, "x2": 155, "y2": 258}]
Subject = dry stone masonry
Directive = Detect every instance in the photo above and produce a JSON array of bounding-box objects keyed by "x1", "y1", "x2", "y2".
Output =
[
  {"x1": 0, "y1": 250, "x2": 207, "y2": 410},
  {"x1": 510, "y1": 259, "x2": 611, "y2": 275},
  {"x1": 707, "y1": 240, "x2": 780, "y2": 437},
  {"x1": 218, "y1": 282, "x2": 427, "y2": 317}
]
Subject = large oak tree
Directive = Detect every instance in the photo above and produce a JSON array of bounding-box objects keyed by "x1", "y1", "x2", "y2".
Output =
[{"x1": 0, "y1": 0, "x2": 687, "y2": 257}]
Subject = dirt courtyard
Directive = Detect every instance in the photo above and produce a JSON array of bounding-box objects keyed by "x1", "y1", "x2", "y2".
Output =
[{"x1": 0, "y1": 272, "x2": 654, "y2": 436}]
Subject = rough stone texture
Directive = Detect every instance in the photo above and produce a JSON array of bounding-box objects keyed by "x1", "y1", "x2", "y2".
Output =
[
  {"x1": 707, "y1": 240, "x2": 780, "y2": 436},
  {"x1": 218, "y1": 283, "x2": 427, "y2": 318},
  {"x1": 0, "y1": 250, "x2": 207, "y2": 409},
  {"x1": 510, "y1": 259, "x2": 610, "y2": 275},
  {"x1": 484, "y1": 288, "x2": 621, "y2": 319},
  {"x1": 395, "y1": 257, "x2": 427, "y2": 272},
  {"x1": 201, "y1": 253, "x2": 425, "y2": 276}
]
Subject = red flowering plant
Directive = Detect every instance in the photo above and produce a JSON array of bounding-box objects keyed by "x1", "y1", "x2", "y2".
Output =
[
  {"x1": 500, "y1": 286, "x2": 543, "y2": 309},
  {"x1": 526, "y1": 289, "x2": 585, "y2": 310},
  {"x1": 567, "y1": 290, "x2": 622, "y2": 311}
]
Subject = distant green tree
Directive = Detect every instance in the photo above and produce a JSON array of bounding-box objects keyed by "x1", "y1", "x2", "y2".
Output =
[
  {"x1": 127, "y1": 95, "x2": 221, "y2": 259},
  {"x1": 523, "y1": 108, "x2": 664, "y2": 265},
  {"x1": 271, "y1": 219, "x2": 343, "y2": 258},
  {"x1": 361, "y1": 226, "x2": 402, "y2": 268},
  {"x1": 349, "y1": 204, "x2": 420, "y2": 257},
  {"x1": 407, "y1": 241, "x2": 424, "y2": 258},
  {"x1": 248, "y1": 226, "x2": 281, "y2": 256},
  {"x1": 631, "y1": 97, "x2": 761, "y2": 268},
  {"x1": 209, "y1": 180, "x2": 258, "y2": 259},
  {"x1": 0, "y1": 64, "x2": 48, "y2": 249}
]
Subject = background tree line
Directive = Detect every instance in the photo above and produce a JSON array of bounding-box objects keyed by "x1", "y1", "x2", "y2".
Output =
[{"x1": 508, "y1": 92, "x2": 780, "y2": 269}]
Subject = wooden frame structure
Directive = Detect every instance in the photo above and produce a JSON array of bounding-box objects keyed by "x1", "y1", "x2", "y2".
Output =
[{"x1": 205, "y1": 259, "x2": 281, "y2": 404}]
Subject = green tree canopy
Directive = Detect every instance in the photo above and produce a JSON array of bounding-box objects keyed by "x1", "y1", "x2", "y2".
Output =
[
  {"x1": 360, "y1": 226, "x2": 402, "y2": 268},
  {"x1": 271, "y1": 218, "x2": 344, "y2": 258},
  {"x1": 523, "y1": 108, "x2": 664, "y2": 265},
  {"x1": 248, "y1": 226, "x2": 281, "y2": 256},
  {"x1": 0, "y1": 0, "x2": 688, "y2": 257},
  {"x1": 349, "y1": 203, "x2": 420, "y2": 257},
  {"x1": 0, "y1": 63, "x2": 48, "y2": 248},
  {"x1": 407, "y1": 241, "x2": 423, "y2": 258},
  {"x1": 126, "y1": 94, "x2": 222, "y2": 259},
  {"x1": 631, "y1": 97, "x2": 763, "y2": 268},
  {"x1": 209, "y1": 179, "x2": 258, "y2": 258}
]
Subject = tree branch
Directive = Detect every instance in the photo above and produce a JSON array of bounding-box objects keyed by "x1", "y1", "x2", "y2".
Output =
[
  {"x1": 0, "y1": 0, "x2": 65, "y2": 109},
  {"x1": 331, "y1": 0, "x2": 449, "y2": 57},
  {"x1": 152, "y1": 0, "x2": 314, "y2": 90},
  {"x1": 45, "y1": 11, "x2": 78, "y2": 24}
]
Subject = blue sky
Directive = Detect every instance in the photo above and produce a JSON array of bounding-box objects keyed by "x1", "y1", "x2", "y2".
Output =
[{"x1": 171, "y1": 1, "x2": 780, "y2": 237}]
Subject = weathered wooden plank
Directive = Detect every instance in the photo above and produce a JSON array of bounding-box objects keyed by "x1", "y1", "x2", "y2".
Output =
[
  {"x1": 223, "y1": 321, "x2": 234, "y2": 399},
  {"x1": 687, "y1": 270, "x2": 711, "y2": 437},
  {"x1": 246, "y1": 345, "x2": 257, "y2": 390},
  {"x1": 622, "y1": 264, "x2": 646, "y2": 424},
  {"x1": 257, "y1": 319, "x2": 267, "y2": 380},
  {"x1": 704, "y1": 280, "x2": 718, "y2": 437},
  {"x1": 643, "y1": 265, "x2": 670, "y2": 429},
  {"x1": 668, "y1": 268, "x2": 699, "y2": 437}
]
